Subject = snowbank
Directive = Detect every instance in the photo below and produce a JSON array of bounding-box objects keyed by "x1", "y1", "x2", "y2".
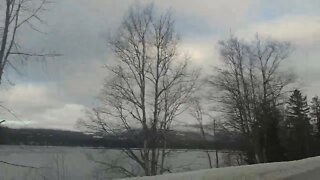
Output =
[{"x1": 122, "y1": 156, "x2": 320, "y2": 180}]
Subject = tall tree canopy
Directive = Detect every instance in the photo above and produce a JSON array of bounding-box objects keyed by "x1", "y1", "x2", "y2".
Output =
[
  {"x1": 209, "y1": 36, "x2": 294, "y2": 163},
  {"x1": 82, "y1": 4, "x2": 199, "y2": 177}
]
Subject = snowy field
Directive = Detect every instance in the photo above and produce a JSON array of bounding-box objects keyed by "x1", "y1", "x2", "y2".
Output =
[
  {"x1": 0, "y1": 146, "x2": 240, "y2": 180},
  {"x1": 124, "y1": 156, "x2": 320, "y2": 180}
]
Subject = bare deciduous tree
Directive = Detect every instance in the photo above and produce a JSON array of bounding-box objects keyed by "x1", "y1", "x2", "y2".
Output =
[
  {"x1": 0, "y1": 0, "x2": 55, "y2": 169},
  {"x1": 190, "y1": 97, "x2": 221, "y2": 168},
  {"x1": 209, "y1": 35, "x2": 295, "y2": 163},
  {"x1": 0, "y1": 0, "x2": 56, "y2": 121},
  {"x1": 212, "y1": 118, "x2": 220, "y2": 168},
  {"x1": 81, "y1": 4, "x2": 199, "y2": 177},
  {"x1": 189, "y1": 97, "x2": 213, "y2": 168},
  {"x1": 0, "y1": 0, "x2": 57, "y2": 84}
]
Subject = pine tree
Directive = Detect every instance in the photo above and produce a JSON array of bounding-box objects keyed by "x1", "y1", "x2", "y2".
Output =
[
  {"x1": 285, "y1": 89, "x2": 311, "y2": 160},
  {"x1": 310, "y1": 96, "x2": 320, "y2": 135}
]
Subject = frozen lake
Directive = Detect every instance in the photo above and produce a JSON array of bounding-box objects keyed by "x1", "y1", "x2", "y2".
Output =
[{"x1": 0, "y1": 146, "x2": 242, "y2": 180}]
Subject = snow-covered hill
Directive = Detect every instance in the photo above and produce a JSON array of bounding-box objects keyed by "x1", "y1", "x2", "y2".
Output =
[{"x1": 123, "y1": 156, "x2": 320, "y2": 180}]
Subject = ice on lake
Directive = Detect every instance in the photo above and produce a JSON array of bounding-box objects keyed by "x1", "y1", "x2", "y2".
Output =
[{"x1": 0, "y1": 146, "x2": 241, "y2": 180}]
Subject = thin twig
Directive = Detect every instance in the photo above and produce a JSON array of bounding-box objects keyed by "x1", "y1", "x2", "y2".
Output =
[{"x1": 0, "y1": 160, "x2": 38, "y2": 169}]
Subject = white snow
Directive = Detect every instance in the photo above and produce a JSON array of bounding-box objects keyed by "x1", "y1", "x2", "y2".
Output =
[{"x1": 122, "y1": 156, "x2": 320, "y2": 180}]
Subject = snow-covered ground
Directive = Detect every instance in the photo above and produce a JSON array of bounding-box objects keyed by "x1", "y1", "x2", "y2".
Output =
[{"x1": 123, "y1": 156, "x2": 320, "y2": 180}]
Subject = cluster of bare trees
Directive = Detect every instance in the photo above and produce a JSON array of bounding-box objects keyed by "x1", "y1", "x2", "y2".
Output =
[
  {"x1": 83, "y1": 5, "x2": 198, "y2": 176},
  {"x1": 82, "y1": 3, "x2": 300, "y2": 177},
  {"x1": 208, "y1": 36, "x2": 295, "y2": 163},
  {"x1": 0, "y1": 1, "x2": 318, "y2": 179},
  {"x1": 80, "y1": 2, "x2": 320, "y2": 178},
  {"x1": 2, "y1": 0, "x2": 319, "y2": 179}
]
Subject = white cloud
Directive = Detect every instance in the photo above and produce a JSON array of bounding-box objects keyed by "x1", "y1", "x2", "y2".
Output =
[
  {"x1": 4, "y1": 104, "x2": 86, "y2": 131},
  {"x1": 235, "y1": 15, "x2": 320, "y2": 98},
  {"x1": 237, "y1": 15, "x2": 320, "y2": 44},
  {"x1": 29, "y1": 104, "x2": 86, "y2": 130},
  {"x1": 0, "y1": 84, "x2": 86, "y2": 130},
  {"x1": 179, "y1": 38, "x2": 221, "y2": 71},
  {"x1": 0, "y1": 84, "x2": 60, "y2": 112}
]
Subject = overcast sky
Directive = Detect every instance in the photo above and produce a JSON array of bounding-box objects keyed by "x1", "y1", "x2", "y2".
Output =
[{"x1": 1, "y1": 0, "x2": 320, "y2": 130}]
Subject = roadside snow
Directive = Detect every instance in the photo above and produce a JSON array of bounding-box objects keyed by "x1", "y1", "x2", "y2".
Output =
[{"x1": 122, "y1": 156, "x2": 320, "y2": 180}]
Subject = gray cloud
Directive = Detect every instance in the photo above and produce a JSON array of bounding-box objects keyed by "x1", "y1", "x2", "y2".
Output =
[{"x1": 0, "y1": 0, "x2": 319, "y2": 130}]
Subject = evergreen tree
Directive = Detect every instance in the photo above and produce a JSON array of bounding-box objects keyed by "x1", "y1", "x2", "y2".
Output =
[{"x1": 285, "y1": 89, "x2": 311, "y2": 160}]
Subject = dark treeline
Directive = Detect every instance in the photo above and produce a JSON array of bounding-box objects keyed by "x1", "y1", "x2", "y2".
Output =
[
  {"x1": 0, "y1": 127, "x2": 133, "y2": 148},
  {"x1": 0, "y1": 127, "x2": 243, "y2": 150}
]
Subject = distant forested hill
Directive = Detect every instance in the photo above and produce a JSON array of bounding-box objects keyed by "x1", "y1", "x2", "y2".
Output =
[{"x1": 0, "y1": 127, "x2": 244, "y2": 150}]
